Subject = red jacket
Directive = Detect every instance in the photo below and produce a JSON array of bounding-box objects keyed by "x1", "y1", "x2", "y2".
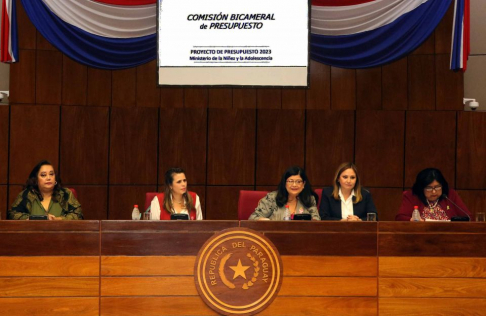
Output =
[
  {"x1": 156, "y1": 191, "x2": 197, "y2": 220},
  {"x1": 395, "y1": 189, "x2": 470, "y2": 221}
]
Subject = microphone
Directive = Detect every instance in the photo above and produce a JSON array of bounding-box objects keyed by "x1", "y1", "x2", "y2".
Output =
[{"x1": 442, "y1": 194, "x2": 470, "y2": 221}]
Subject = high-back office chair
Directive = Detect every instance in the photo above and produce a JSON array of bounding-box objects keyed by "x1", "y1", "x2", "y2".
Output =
[
  {"x1": 237, "y1": 190, "x2": 269, "y2": 220},
  {"x1": 315, "y1": 188, "x2": 323, "y2": 208},
  {"x1": 145, "y1": 192, "x2": 158, "y2": 212}
]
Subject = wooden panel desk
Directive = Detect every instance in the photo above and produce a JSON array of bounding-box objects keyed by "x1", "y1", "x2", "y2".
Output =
[
  {"x1": 1, "y1": 221, "x2": 486, "y2": 315},
  {"x1": 378, "y1": 222, "x2": 486, "y2": 316},
  {"x1": 0, "y1": 221, "x2": 100, "y2": 316}
]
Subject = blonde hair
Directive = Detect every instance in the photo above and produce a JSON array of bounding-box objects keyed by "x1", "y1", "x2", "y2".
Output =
[{"x1": 331, "y1": 162, "x2": 362, "y2": 203}]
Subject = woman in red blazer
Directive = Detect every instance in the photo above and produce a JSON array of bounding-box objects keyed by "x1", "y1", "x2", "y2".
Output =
[
  {"x1": 396, "y1": 168, "x2": 470, "y2": 221},
  {"x1": 150, "y1": 167, "x2": 203, "y2": 220}
]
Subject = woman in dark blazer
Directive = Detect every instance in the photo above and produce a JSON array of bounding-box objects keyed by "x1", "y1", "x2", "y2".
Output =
[{"x1": 319, "y1": 162, "x2": 378, "y2": 221}]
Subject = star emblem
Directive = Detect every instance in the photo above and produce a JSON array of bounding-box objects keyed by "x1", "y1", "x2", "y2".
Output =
[{"x1": 229, "y1": 259, "x2": 250, "y2": 280}]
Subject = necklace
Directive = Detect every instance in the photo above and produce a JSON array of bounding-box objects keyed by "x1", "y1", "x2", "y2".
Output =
[{"x1": 427, "y1": 199, "x2": 439, "y2": 209}]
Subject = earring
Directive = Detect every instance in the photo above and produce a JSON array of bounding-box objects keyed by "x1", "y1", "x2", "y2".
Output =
[{"x1": 55, "y1": 181, "x2": 57, "y2": 185}]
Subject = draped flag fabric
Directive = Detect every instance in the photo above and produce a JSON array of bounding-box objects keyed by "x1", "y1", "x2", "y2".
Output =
[
  {"x1": 0, "y1": 0, "x2": 470, "y2": 71},
  {"x1": 450, "y1": 0, "x2": 470, "y2": 71},
  {"x1": 1, "y1": 0, "x2": 18, "y2": 62}
]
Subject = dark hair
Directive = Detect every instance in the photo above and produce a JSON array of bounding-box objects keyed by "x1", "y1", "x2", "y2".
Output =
[
  {"x1": 25, "y1": 160, "x2": 62, "y2": 201},
  {"x1": 412, "y1": 168, "x2": 449, "y2": 205},
  {"x1": 276, "y1": 166, "x2": 317, "y2": 208},
  {"x1": 163, "y1": 167, "x2": 193, "y2": 214}
]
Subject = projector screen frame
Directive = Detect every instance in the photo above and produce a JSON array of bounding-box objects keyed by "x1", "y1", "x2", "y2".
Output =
[{"x1": 156, "y1": 0, "x2": 311, "y2": 88}]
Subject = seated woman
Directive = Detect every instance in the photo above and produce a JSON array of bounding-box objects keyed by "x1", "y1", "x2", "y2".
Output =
[
  {"x1": 319, "y1": 162, "x2": 378, "y2": 221},
  {"x1": 150, "y1": 167, "x2": 203, "y2": 220},
  {"x1": 8, "y1": 160, "x2": 83, "y2": 220},
  {"x1": 249, "y1": 166, "x2": 320, "y2": 220},
  {"x1": 396, "y1": 168, "x2": 470, "y2": 221}
]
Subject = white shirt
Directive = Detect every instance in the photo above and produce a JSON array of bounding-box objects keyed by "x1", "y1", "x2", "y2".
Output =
[
  {"x1": 150, "y1": 194, "x2": 203, "y2": 220},
  {"x1": 339, "y1": 188, "x2": 355, "y2": 219}
]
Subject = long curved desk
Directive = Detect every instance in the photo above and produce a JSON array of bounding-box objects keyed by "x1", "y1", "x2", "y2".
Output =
[{"x1": 1, "y1": 221, "x2": 485, "y2": 315}]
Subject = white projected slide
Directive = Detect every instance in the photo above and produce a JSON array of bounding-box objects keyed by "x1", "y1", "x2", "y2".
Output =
[{"x1": 157, "y1": 0, "x2": 309, "y2": 86}]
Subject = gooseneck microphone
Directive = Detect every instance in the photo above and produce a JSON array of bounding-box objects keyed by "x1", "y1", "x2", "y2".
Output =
[{"x1": 442, "y1": 194, "x2": 470, "y2": 221}]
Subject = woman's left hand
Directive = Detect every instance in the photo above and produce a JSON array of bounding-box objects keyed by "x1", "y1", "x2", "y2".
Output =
[{"x1": 47, "y1": 214, "x2": 62, "y2": 221}]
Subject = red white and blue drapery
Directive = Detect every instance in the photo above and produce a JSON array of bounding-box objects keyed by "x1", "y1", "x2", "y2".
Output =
[{"x1": 0, "y1": 0, "x2": 470, "y2": 71}]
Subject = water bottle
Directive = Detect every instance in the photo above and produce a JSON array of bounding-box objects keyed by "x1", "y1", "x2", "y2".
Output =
[
  {"x1": 412, "y1": 205, "x2": 421, "y2": 222},
  {"x1": 283, "y1": 205, "x2": 291, "y2": 220},
  {"x1": 132, "y1": 205, "x2": 140, "y2": 220}
]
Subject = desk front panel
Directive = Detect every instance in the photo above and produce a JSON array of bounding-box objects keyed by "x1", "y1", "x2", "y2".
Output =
[{"x1": 0, "y1": 221, "x2": 100, "y2": 316}]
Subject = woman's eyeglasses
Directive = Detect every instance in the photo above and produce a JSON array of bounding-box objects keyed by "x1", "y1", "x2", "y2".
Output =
[
  {"x1": 424, "y1": 185, "x2": 442, "y2": 192},
  {"x1": 286, "y1": 180, "x2": 304, "y2": 185}
]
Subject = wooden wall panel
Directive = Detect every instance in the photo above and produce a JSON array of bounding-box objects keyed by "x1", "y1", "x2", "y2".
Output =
[
  {"x1": 109, "y1": 107, "x2": 158, "y2": 184},
  {"x1": 233, "y1": 88, "x2": 256, "y2": 109},
  {"x1": 62, "y1": 56, "x2": 87, "y2": 106},
  {"x1": 256, "y1": 110, "x2": 305, "y2": 185},
  {"x1": 205, "y1": 186, "x2": 252, "y2": 220},
  {"x1": 404, "y1": 111, "x2": 456, "y2": 187},
  {"x1": 72, "y1": 186, "x2": 108, "y2": 220},
  {"x1": 0, "y1": 185, "x2": 6, "y2": 220},
  {"x1": 435, "y1": 2, "x2": 455, "y2": 54},
  {"x1": 456, "y1": 190, "x2": 486, "y2": 220},
  {"x1": 411, "y1": 33, "x2": 435, "y2": 55},
  {"x1": 185, "y1": 88, "x2": 208, "y2": 108},
  {"x1": 87, "y1": 68, "x2": 112, "y2": 107},
  {"x1": 208, "y1": 89, "x2": 232, "y2": 108},
  {"x1": 0, "y1": 107, "x2": 8, "y2": 184},
  {"x1": 306, "y1": 60, "x2": 330, "y2": 109},
  {"x1": 436, "y1": 54, "x2": 464, "y2": 110},
  {"x1": 136, "y1": 60, "x2": 160, "y2": 108},
  {"x1": 36, "y1": 50, "x2": 62, "y2": 105},
  {"x1": 36, "y1": 31, "x2": 56, "y2": 51},
  {"x1": 408, "y1": 55, "x2": 435, "y2": 110},
  {"x1": 16, "y1": 0, "x2": 36, "y2": 50},
  {"x1": 112, "y1": 68, "x2": 136, "y2": 107},
  {"x1": 367, "y1": 188, "x2": 403, "y2": 221},
  {"x1": 355, "y1": 111, "x2": 405, "y2": 187},
  {"x1": 0, "y1": 298, "x2": 99, "y2": 316},
  {"x1": 331, "y1": 67, "x2": 356, "y2": 110},
  {"x1": 8, "y1": 50, "x2": 35, "y2": 104},
  {"x1": 282, "y1": 89, "x2": 306, "y2": 109},
  {"x1": 257, "y1": 89, "x2": 281, "y2": 109},
  {"x1": 305, "y1": 110, "x2": 355, "y2": 187},
  {"x1": 160, "y1": 88, "x2": 184, "y2": 108},
  {"x1": 108, "y1": 185, "x2": 156, "y2": 219},
  {"x1": 207, "y1": 109, "x2": 256, "y2": 185},
  {"x1": 9, "y1": 106, "x2": 60, "y2": 184},
  {"x1": 382, "y1": 57, "x2": 407, "y2": 110},
  {"x1": 457, "y1": 112, "x2": 486, "y2": 189},
  {"x1": 357, "y1": 68, "x2": 382, "y2": 110},
  {"x1": 159, "y1": 108, "x2": 207, "y2": 185},
  {"x1": 60, "y1": 106, "x2": 109, "y2": 184}
]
